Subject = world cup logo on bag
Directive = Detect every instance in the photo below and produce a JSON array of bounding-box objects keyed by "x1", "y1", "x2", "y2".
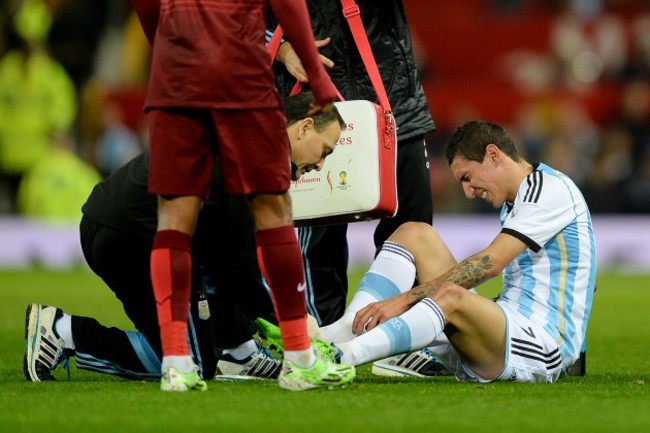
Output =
[{"x1": 339, "y1": 171, "x2": 347, "y2": 185}]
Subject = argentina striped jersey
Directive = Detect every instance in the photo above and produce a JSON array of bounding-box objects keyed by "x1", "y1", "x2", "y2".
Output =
[{"x1": 497, "y1": 163, "x2": 597, "y2": 368}]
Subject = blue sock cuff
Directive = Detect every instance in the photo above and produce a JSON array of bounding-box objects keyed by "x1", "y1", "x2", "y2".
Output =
[
  {"x1": 357, "y1": 272, "x2": 402, "y2": 301},
  {"x1": 377, "y1": 317, "x2": 412, "y2": 355}
]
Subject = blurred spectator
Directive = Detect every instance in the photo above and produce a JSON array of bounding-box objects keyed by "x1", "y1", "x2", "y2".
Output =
[
  {"x1": 619, "y1": 79, "x2": 650, "y2": 212},
  {"x1": 76, "y1": 3, "x2": 149, "y2": 170},
  {"x1": 550, "y1": 8, "x2": 626, "y2": 88},
  {"x1": 584, "y1": 123, "x2": 633, "y2": 212},
  {"x1": 618, "y1": 79, "x2": 650, "y2": 173},
  {"x1": 509, "y1": 102, "x2": 548, "y2": 162},
  {"x1": 581, "y1": 78, "x2": 650, "y2": 213},
  {"x1": 0, "y1": 0, "x2": 77, "y2": 213},
  {"x1": 94, "y1": 99, "x2": 143, "y2": 176},
  {"x1": 624, "y1": 154, "x2": 650, "y2": 213},
  {"x1": 46, "y1": 0, "x2": 110, "y2": 91},
  {"x1": 507, "y1": 98, "x2": 598, "y2": 188},
  {"x1": 16, "y1": 131, "x2": 101, "y2": 223},
  {"x1": 94, "y1": 4, "x2": 150, "y2": 88},
  {"x1": 624, "y1": 13, "x2": 650, "y2": 80}
]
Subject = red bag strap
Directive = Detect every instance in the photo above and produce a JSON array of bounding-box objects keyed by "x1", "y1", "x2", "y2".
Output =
[
  {"x1": 339, "y1": 0, "x2": 392, "y2": 112},
  {"x1": 267, "y1": 25, "x2": 284, "y2": 61}
]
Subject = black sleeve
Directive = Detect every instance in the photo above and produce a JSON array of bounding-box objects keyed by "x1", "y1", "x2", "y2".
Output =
[{"x1": 501, "y1": 228, "x2": 541, "y2": 253}]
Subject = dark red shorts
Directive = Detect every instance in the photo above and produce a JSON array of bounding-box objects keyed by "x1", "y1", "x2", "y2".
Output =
[{"x1": 148, "y1": 107, "x2": 291, "y2": 198}]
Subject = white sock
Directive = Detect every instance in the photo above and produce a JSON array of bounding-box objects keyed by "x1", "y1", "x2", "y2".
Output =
[
  {"x1": 340, "y1": 298, "x2": 446, "y2": 366},
  {"x1": 222, "y1": 339, "x2": 258, "y2": 360},
  {"x1": 321, "y1": 241, "x2": 416, "y2": 344},
  {"x1": 320, "y1": 314, "x2": 355, "y2": 344},
  {"x1": 54, "y1": 313, "x2": 75, "y2": 350},
  {"x1": 306, "y1": 314, "x2": 322, "y2": 340},
  {"x1": 161, "y1": 355, "x2": 195, "y2": 373},
  {"x1": 284, "y1": 347, "x2": 316, "y2": 368},
  {"x1": 348, "y1": 241, "x2": 417, "y2": 312}
]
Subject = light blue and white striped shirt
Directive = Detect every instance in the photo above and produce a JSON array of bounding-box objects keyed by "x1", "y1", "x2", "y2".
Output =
[{"x1": 497, "y1": 163, "x2": 597, "y2": 368}]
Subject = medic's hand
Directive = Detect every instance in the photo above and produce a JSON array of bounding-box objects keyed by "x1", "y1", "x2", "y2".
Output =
[{"x1": 277, "y1": 38, "x2": 334, "y2": 83}]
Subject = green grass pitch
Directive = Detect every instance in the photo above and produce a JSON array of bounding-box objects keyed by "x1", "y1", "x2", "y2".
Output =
[{"x1": 1, "y1": 267, "x2": 649, "y2": 432}]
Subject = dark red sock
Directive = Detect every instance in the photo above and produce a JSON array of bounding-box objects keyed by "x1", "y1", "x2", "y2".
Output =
[
  {"x1": 256, "y1": 226, "x2": 309, "y2": 351},
  {"x1": 151, "y1": 230, "x2": 192, "y2": 356}
]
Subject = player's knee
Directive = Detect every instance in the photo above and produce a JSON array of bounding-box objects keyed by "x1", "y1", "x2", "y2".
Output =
[{"x1": 390, "y1": 221, "x2": 435, "y2": 249}]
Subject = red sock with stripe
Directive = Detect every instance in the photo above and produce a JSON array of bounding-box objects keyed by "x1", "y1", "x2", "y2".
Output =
[
  {"x1": 151, "y1": 230, "x2": 192, "y2": 357},
  {"x1": 256, "y1": 226, "x2": 310, "y2": 352}
]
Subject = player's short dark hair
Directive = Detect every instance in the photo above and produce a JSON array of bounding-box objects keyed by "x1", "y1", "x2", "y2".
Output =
[
  {"x1": 283, "y1": 91, "x2": 346, "y2": 132},
  {"x1": 445, "y1": 120, "x2": 521, "y2": 165}
]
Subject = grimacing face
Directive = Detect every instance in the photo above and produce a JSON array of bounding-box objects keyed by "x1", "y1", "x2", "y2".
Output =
[
  {"x1": 291, "y1": 118, "x2": 341, "y2": 181},
  {"x1": 450, "y1": 151, "x2": 507, "y2": 208}
]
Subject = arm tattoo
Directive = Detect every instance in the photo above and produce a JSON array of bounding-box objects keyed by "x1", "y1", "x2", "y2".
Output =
[
  {"x1": 409, "y1": 253, "x2": 494, "y2": 302},
  {"x1": 449, "y1": 254, "x2": 493, "y2": 289}
]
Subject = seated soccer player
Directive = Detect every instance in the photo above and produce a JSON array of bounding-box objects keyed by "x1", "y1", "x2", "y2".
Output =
[{"x1": 288, "y1": 120, "x2": 596, "y2": 383}]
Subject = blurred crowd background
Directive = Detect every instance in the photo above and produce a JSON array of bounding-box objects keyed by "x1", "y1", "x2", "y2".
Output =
[{"x1": 0, "y1": 0, "x2": 648, "y2": 223}]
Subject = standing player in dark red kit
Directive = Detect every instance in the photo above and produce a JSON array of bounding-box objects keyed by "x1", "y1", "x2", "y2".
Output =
[{"x1": 130, "y1": 0, "x2": 355, "y2": 391}]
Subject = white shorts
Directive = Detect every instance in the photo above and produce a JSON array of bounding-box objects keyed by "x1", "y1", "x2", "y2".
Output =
[{"x1": 429, "y1": 305, "x2": 563, "y2": 383}]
